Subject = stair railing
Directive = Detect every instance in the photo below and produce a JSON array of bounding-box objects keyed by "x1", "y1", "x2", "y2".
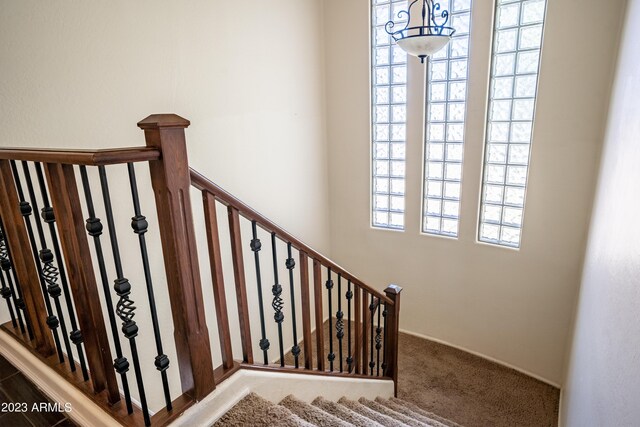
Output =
[{"x1": 0, "y1": 114, "x2": 402, "y2": 426}]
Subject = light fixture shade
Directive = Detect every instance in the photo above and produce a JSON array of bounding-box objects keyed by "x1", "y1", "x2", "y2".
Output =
[
  {"x1": 396, "y1": 35, "x2": 451, "y2": 59},
  {"x1": 385, "y1": 0, "x2": 456, "y2": 63}
]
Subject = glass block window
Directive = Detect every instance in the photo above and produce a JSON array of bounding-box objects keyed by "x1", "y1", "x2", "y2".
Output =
[
  {"x1": 479, "y1": 0, "x2": 546, "y2": 248},
  {"x1": 371, "y1": 0, "x2": 408, "y2": 230},
  {"x1": 422, "y1": 0, "x2": 473, "y2": 237}
]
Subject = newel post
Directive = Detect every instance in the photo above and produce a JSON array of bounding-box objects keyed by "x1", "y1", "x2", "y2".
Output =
[
  {"x1": 138, "y1": 114, "x2": 215, "y2": 400},
  {"x1": 384, "y1": 284, "x2": 402, "y2": 396}
]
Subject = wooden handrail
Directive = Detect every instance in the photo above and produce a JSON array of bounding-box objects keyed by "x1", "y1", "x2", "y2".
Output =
[
  {"x1": 190, "y1": 168, "x2": 393, "y2": 306},
  {"x1": 0, "y1": 147, "x2": 160, "y2": 166}
]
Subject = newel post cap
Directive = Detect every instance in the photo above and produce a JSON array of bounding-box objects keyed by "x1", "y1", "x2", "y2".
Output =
[
  {"x1": 137, "y1": 114, "x2": 190, "y2": 130},
  {"x1": 384, "y1": 284, "x2": 403, "y2": 296}
]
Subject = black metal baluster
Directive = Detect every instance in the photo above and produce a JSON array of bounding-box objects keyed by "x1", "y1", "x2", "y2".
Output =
[
  {"x1": 336, "y1": 273, "x2": 344, "y2": 373},
  {"x1": 98, "y1": 166, "x2": 150, "y2": 426},
  {"x1": 346, "y1": 279, "x2": 353, "y2": 373},
  {"x1": 381, "y1": 302, "x2": 388, "y2": 374},
  {"x1": 10, "y1": 161, "x2": 64, "y2": 363},
  {"x1": 79, "y1": 165, "x2": 134, "y2": 415},
  {"x1": 0, "y1": 216, "x2": 31, "y2": 339},
  {"x1": 375, "y1": 301, "x2": 382, "y2": 376},
  {"x1": 326, "y1": 267, "x2": 334, "y2": 371},
  {"x1": 285, "y1": 242, "x2": 300, "y2": 368},
  {"x1": 250, "y1": 220, "x2": 269, "y2": 365},
  {"x1": 127, "y1": 163, "x2": 173, "y2": 410},
  {"x1": 369, "y1": 294, "x2": 375, "y2": 376},
  {"x1": 0, "y1": 226, "x2": 17, "y2": 328},
  {"x1": 22, "y1": 162, "x2": 78, "y2": 374},
  {"x1": 33, "y1": 162, "x2": 89, "y2": 380},
  {"x1": 270, "y1": 233, "x2": 285, "y2": 367}
]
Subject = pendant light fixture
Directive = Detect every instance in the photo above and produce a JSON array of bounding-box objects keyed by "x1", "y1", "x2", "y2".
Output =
[{"x1": 385, "y1": 0, "x2": 456, "y2": 63}]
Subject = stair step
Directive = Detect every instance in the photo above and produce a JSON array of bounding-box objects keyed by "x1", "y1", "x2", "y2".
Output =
[
  {"x1": 389, "y1": 397, "x2": 462, "y2": 427},
  {"x1": 337, "y1": 397, "x2": 405, "y2": 427},
  {"x1": 312, "y1": 397, "x2": 384, "y2": 427},
  {"x1": 358, "y1": 398, "x2": 429, "y2": 427},
  {"x1": 280, "y1": 395, "x2": 352, "y2": 427},
  {"x1": 375, "y1": 397, "x2": 449, "y2": 427},
  {"x1": 214, "y1": 392, "x2": 313, "y2": 427}
]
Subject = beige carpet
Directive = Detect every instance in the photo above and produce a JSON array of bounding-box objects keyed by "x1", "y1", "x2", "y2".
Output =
[
  {"x1": 283, "y1": 322, "x2": 559, "y2": 427},
  {"x1": 396, "y1": 333, "x2": 559, "y2": 427},
  {"x1": 217, "y1": 393, "x2": 455, "y2": 426}
]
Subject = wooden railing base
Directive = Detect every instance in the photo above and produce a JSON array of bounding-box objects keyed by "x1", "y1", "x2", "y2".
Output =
[
  {"x1": 0, "y1": 321, "x2": 193, "y2": 427},
  {"x1": 240, "y1": 363, "x2": 395, "y2": 381}
]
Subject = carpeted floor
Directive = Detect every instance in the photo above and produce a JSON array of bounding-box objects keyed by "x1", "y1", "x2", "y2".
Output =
[
  {"x1": 284, "y1": 322, "x2": 559, "y2": 427},
  {"x1": 396, "y1": 333, "x2": 559, "y2": 427}
]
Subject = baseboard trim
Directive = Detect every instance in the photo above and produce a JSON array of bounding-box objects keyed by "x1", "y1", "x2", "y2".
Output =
[
  {"x1": 0, "y1": 329, "x2": 119, "y2": 427},
  {"x1": 399, "y1": 328, "x2": 562, "y2": 389}
]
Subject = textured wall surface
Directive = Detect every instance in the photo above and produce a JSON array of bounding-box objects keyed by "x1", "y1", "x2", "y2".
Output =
[{"x1": 561, "y1": 0, "x2": 640, "y2": 424}]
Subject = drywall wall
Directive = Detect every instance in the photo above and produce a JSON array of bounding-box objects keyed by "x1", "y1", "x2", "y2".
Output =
[
  {"x1": 0, "y1": 0, "x2": 330, "y2": 412},
  {"x1": 560, "y1": 0, "x2": 640, "y2": 424},
  {"x1": 322, "y1": 0, "x2": 625, "y2": 384}
]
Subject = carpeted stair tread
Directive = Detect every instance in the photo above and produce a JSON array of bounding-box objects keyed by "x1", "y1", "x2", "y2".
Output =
[
  {"x1": 358, "y1": 398, "x2": 429, "y2": 427},
  {"x1": 338, "y1": 397, "x2": 404, "y2": 427},
  {"x1": 214, "y1": 392, "x2": 313, "y2": 427},
  {"x1": 312, "y1": 396, "x2": 384, "y2": 427},
  {"x1": 280, "y1": 395, "x2": 352, "y2": 427},
  {"x1": 375, "y1": 398, "x2": 449, "y2": 427},
  {"x1": 389, "y1": 397, "x2": 462, "y2": 427}
]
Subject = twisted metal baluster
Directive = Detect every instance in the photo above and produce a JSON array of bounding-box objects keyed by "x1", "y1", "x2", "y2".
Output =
[
  {"x1": 0, "y1": 226, "x2": 17, "y2": 328},
  {"x1": 0, "y1": 216, "x2": 30, "y2": 338},
  {"x1": 10, "y1": 161, "x2": 63, "y2": 363},
  {"x1": 382, "y1": 302, "x2": 388, "y2": 373},
  {"x1": 251, "y1": 220, "x2": 269, "y2": 364},
  {"x1": 285, "y1": 242, "x2": 300, "y2": 368},
  {"x1": 376, "y1": 300, "x2": 382, "y2": 376},
  {"x1": 369, "y1": 295, "x2": 375, "y2": 376},
  {"x1": 79, "y1": 165, "x2": 133, "y2": 414},
  {"x1": 336, "y1": 273, "x2": 344, "y2": 373},
  {"x1": 346, "y1": 279, "x2": 353, "y2": 373},
  {"x1": 270, "y1": 233, "x2": 285, "y2": 367},
  {"x1": 127, "y1": 163, "x2": 172, "y2": 410},
  {"x1": 99, "y1": 166, "x2": 150, "y2": 426},
  {"x1": 326, "y1": 267, "x2": 334, "y2": 371},
  {"x1": 33, "y1": 162, "x2": 89, "y2": 380}
]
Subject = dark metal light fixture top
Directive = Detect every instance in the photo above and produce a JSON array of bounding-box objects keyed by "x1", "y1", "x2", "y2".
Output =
[{"x1": 385, "y1": 0, "x2": 456, "y2": 63}]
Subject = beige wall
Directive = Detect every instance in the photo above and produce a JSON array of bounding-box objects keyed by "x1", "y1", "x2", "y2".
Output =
[
  {"x1": 0, "y1": 0, "x2": 330, "y2": 412},
  {"x1": 561, "y1": 0, "x2": 640, "y2": 424},
  {"x1": 322, "y1": 0, "x2": 624, "y2": 384}
]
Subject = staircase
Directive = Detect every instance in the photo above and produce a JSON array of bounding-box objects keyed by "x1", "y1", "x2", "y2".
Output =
[
  {"x1": 216, "y1": 393, "x2": 461, "y2": 427},
  {"x1": 0, "y1": 114, "x2": 404, "y2": 426}
]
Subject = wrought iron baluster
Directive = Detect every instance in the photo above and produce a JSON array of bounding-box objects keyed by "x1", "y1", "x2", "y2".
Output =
[
  {"x1": 285, "y1": 242, "x2": 300, "y2": 368},
  {"x1": 127, "y1": 163, "x2": 172, "y2": 410},
  {"x1": 0, "y1": 216, "x2": 31, "y2": 338},
  {"x1": 250, "y1": 220, "x2": 269, "y2": 364},
  {"x1": 79, "y1": 165, "x2": 133, "y2": 415},
  {"x1": 10, "y1": 161, "x2": 64, "y2": 362},
  {"x1": 33, "y1": 162, "x2": 89, "y2": 380},
  {"x1": 369, "y1": 294, "x2": 375, "y2": 376},
  {"x1": 0, "y1": 225, "x2": 17, "y2": 328},
  {"x1": 376, "y1": 300, "x2": 382, "y2": 376},
  {"x1": 270, "y1": 233, "x2": 285, "y2": 367},
  {"x1": 98, "y1": 166, "x2": 150, "y2": 426},
  {"x1": 336, "y1": 273, "x2": 344, "y2": 373},
  {"x1": 326, "y1": 267, "x2": 334, "y2": 371},
  {"x1": 382, "y1": 302, "x2": 388, "y2": 373},
  {"x1": 346, "y1": 279, "x2": 353, "y2": 373}
]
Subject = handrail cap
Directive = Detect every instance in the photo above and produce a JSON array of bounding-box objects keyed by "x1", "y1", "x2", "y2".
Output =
[
  {"x1": 137, "y1": 114, "x2": 190, "y2": 130},
  {"x1": 384, "y1": 284, "x2": 403, "y2": 295}
]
